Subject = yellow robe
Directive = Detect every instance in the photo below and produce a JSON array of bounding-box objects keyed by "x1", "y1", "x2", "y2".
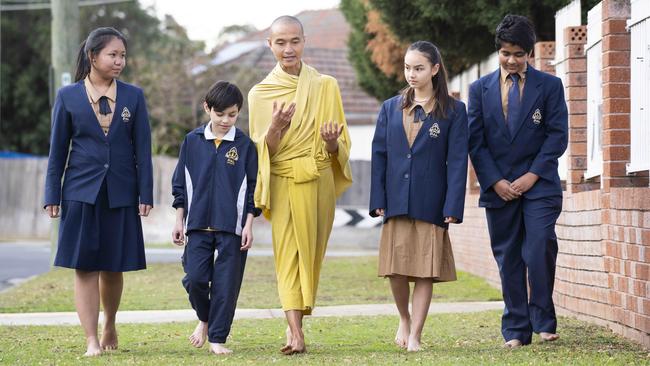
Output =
[{"x1": 248, "y1": 62, "x2": 352, "y2": 314}]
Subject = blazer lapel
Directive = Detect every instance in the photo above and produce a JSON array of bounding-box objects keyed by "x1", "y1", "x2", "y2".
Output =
[
  {"x1": 392, "y1": 100, "x2": 411, "y2": 152},
  {"x1": 510, "y1": 65, "x2": 541, "y2": 142},
  {"x1": 484, "y1": 70, "x2": 511, "y2": 141},
  {"x1": 412, "y1": 113, "x2": 435, "y2": 148},
  {"x1": 107, "y1": 81, "x2": 124, "y2": 140}
]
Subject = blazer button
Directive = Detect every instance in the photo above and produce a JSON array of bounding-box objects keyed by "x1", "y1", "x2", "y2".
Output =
[
  {"x1": 104, "y1": 164, "x2": 109, "y2": 169},
  {"x1": 404, "y1": 173, "x2": 409, "y2": 179},
  {"x1": 407, "y1": 153, "x2": 412, "y2": 159}
]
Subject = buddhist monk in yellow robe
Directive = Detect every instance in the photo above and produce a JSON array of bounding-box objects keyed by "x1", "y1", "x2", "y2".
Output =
[{"x1": 248, "y1": 15, "x2": 352, "y2": 354}]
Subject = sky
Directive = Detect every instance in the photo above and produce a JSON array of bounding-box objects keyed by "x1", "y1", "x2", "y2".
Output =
[{"x1": 139, "y1": 0, "x2": 341, "y2": 50}]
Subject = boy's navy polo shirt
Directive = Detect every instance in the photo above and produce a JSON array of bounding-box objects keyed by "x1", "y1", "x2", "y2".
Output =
[{"x1": 172, "y1": 123, "x2": 260, "y2": 235}]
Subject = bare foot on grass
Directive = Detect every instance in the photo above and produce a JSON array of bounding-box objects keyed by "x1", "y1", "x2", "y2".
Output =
[
  {"x1": 407, "y1": 334, "x2": 421, "y2": 352},
  {"x1": 503, "y1": 339, "x2": 523, "y2": 349},
  {"x1": 100, "y1": 324, "x2": 118, "y2": 351},
  {"x1": 209, "y1": 342, "x2": 233, "y2": 355},
  {"x1": 282, "y1": 332, "x2": 305, "y2": 355},
  {"x1": 395, "y1": 317, "x2": 410, "y2": 349},
  {"x1": 84, "y1": 336, "x2": 102, "y2": 357},
  {"x1": 540, "y1": 332, "x2": 559, "y2": 342},
  {"x1": 189, "y1": 321, "x2": 208, "y2": 348}
]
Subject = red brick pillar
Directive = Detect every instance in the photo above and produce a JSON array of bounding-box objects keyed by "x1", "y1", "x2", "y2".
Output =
[
  {"x1": 601, "y1": 0, "x2": 650, "y2": 347},
  {"x1": 601, "y1": 0, "x2": 649, "y2": 190},
  {"x1": 564, "y1": 26, "x2": 599, "y2": 193},
  {"x1": 534, "y1": 41, "x2": 556, "y2": 75}
]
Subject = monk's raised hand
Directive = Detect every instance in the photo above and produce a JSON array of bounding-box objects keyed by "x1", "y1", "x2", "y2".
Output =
[
  {"x1": 321, "y1": 121, "x2": 343, "y2": 153},
  {"x1": 320, "y1": 121, "x2": 343, "y2": 142},
  {"x1": 271, "y1": 101, "x2": 296, "y2": 132}
]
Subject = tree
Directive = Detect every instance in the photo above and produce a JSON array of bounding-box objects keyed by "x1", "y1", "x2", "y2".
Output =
[
  {"x1": 340, "y1": 0, "x2": 403, "y2": 101},
  {"x1": 0, "y1": 9, "x2": 52, "y2": 155},
  {"x1": 342, "y1": 0, "x2": 600, "y2": 101},
  {"x1": 1, "y1": 2, "x2": 204, "y2": 156}
]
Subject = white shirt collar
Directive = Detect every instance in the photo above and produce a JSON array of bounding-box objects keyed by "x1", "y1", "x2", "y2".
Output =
[{"x1": 204, "y1": 122, "x2": 236, "y2": 141}]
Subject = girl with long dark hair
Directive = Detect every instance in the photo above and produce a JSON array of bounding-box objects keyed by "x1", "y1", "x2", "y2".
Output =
[
  {"x1": 370, "y1": 41, "x2": 468, "y2": 351},
  {"x1": 44, "y1": 27, "x2": 153, "y2": 357}
]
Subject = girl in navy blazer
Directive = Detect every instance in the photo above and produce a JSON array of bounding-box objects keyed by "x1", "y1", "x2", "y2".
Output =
[
  {"x1": 370, "y1": 41, "x2": 468, "y2": 352},
  {"x1": 43, "y1": 27, "x2": 153, "y2": 357}
]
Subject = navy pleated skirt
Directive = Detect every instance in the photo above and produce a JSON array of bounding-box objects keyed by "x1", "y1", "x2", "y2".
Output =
[{"x1": 54, "y1": 179, "x2": 146, "y2": 272}]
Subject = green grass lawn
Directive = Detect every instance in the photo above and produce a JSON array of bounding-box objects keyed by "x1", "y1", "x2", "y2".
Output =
[
  {"x1": 1, "y1": 312, "x2": 647, "y2": 365},
  {"x1": 0, "y1": 256, "x2": 502, "y2": 313}
]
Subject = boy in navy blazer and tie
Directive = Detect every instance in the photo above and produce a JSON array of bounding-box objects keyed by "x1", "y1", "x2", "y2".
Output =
[{"x1": 468, "y1": 15, "x2": 568, "y2": 348}]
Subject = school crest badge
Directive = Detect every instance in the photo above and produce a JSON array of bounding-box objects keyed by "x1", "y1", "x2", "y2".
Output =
[
  {"x1": 121, "y1": 107, "x2": 131, "y2": 122},
  {"x1": 429, "y1": 122, "x2": 440, "y2": 138},
  {"x1": 532, "y1": 109, "x2": 542, "y2": 125},
  {"x1": 225, "y1": 147, "x2": 239, "y2": 165}
]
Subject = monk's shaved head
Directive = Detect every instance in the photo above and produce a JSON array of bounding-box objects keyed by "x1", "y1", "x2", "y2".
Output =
[
  {"x1": 270, "y1": 15, "x2": 304, "y2": 37},
  {"x1": 267, "y1": 15, "x2": 305, "y2": 75}
]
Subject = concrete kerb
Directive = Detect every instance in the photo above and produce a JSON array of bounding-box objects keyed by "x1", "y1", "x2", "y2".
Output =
[{"x1": 0, "y1": 301, "x2": 504, "y2": 326}]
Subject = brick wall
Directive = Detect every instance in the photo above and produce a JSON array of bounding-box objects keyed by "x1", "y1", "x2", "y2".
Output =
[{"x1": 449, "y1": 197, "x2": 499, "y2": 288}]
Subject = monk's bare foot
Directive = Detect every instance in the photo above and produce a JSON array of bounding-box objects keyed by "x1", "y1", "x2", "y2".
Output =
[
  {"x1": 282, "y1": 333, "x2": 305, "y2": 355},
  {"x1": 100, "y1": 324, "x2": 118, "y2": 351},
  {"x1": 503, "y1": 339, "x2": 523, "y2": 349},
  {"x1": 540, "y1": 332, "x2": 559, "y2": 342},
  {"x1": 209, "y1": 342, "x2": 232, "y2": 355},
  {"x1": 407, "y1": 334, "x2": 421, "y2": 352},
  {"x1": 189, "y1": 321, "x2": 208, "y2": 348},
  {"x1": 84, "y1": 337, "x2": 102, "y2": 357},
  {"x1": 280, "y1": 326, "x2": 292, "y2": 353},
  {"x1": 395, "y1": 317, "x2": 410, "y2": 349}
]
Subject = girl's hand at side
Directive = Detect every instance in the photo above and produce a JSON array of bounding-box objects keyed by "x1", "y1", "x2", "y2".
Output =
[
  {"x1": 374, "y1": 208, "x2": 385, "y2": 216},
  {"x1": 444, "y1": 216, "x2": 458, "y2": 224},
  {"x1": 139, "y1": 204, "x2": 152, "y2": 217},
  {"x1": 45, "y1": 205, "x2": 60, "y2": 218}
]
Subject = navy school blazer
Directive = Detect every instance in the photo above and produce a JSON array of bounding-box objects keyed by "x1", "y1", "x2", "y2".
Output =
[
  {"x1": 369, "y1": 95, "x2": 469, "y2": 227},
  {"x1": 171, "y1": 125, "x2": 261, "y2": 236},
  {"x1": 44, "y1": 80, "x2": 153, "y2": 208},
  {"x1": 468, "y1": 65, "x2": 568, "y2": 208}
]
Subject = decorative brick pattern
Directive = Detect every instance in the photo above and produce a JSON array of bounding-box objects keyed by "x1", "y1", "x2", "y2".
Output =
[
  {"x1": 562, "y1": 27, "x2": 600, "y2": 193},
  {"x1": 534, "y1": 42, "x2": 556, "y2": 74}
]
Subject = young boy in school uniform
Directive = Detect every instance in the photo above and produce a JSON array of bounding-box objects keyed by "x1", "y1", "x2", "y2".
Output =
[
  {"x1": 468, "y1": 15, "x2": 568, "y2": 348},
  {"x1": 171, "y1": 81, "x2": 260, "y2": 355}
]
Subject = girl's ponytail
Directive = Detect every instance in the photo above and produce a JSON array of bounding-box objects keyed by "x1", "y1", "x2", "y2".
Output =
[{"x1": 74, "y1": 39, "x2": 91, "y2": 82}]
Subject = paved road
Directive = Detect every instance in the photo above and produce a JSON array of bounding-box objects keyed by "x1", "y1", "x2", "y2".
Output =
[{"x1": 0, "y1": 241, "x2": 51, "y2": 291}]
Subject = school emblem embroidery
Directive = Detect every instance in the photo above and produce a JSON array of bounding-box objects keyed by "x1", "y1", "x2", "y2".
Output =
[
  {"x1": 429, "y1": 122, "x2": 440, "y2": 138},
  {"x1": 532, "y1": 109, "x2": 542, "y2": 125},
  {"x1": 225, "y1": 147, "x2": 239, "y2": 165},
  {"x1": 121, "y1": 107, "x2": 131, "y2": 122}
]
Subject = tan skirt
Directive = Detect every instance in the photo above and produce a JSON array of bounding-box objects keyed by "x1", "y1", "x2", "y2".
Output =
[{"x1": 378, "y1": 216, "x2": 457, "y2": 282}]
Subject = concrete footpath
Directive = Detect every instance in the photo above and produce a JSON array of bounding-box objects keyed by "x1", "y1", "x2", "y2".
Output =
[{"x1": 0, "y1": 301, "x2": 504, "y2": 326}]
